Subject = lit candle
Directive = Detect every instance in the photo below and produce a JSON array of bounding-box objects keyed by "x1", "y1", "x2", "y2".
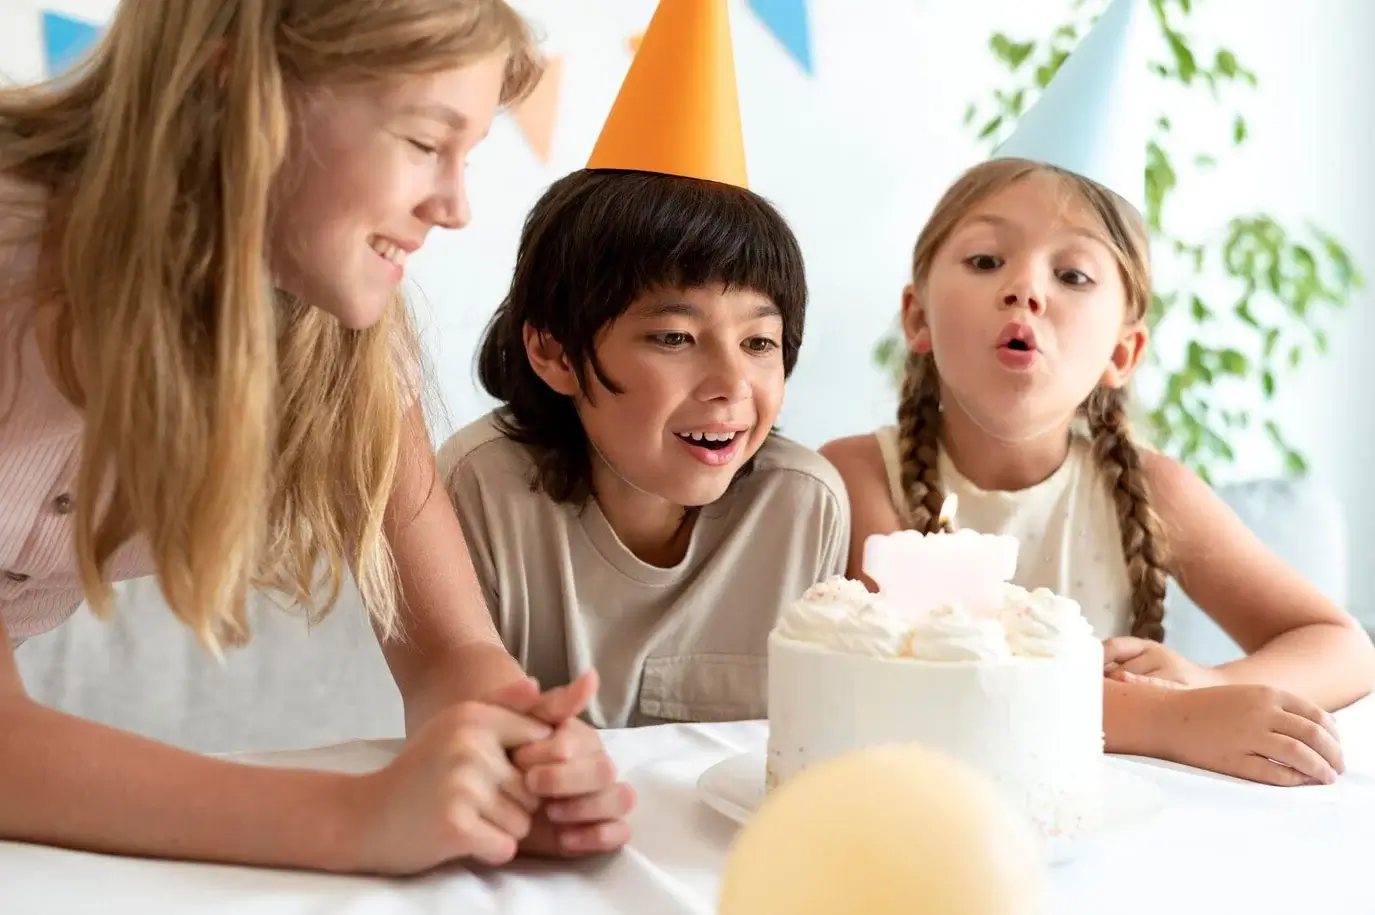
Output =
[
  {"x1": 862, "y1": 495, "x2": 1018, "y2": 621},
  {"x1": 937, "y1": 493, "x2": 957, "y2": 534}
]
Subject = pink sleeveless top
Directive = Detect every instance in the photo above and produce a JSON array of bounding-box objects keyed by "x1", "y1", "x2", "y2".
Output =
[{"x1": 1, "y1": 189, "x2": 153, "y2": 645}]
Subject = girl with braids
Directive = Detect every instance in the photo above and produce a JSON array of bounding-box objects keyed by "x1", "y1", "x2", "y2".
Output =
[
  {"x1": 0, "y1": 0, "x2": 630, "y2": 874},
  {"x1": 821, "y1": 157, "x2": 1374, "y2": 788}
]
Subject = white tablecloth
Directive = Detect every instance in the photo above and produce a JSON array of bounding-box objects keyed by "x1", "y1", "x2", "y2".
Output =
[{"x1": 6, "y1": 701, "x2": 1375, "y2": 914}]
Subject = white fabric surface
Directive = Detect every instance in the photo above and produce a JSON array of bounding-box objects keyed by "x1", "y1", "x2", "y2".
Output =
[{"x1": 6, "y1": 700, "x2": 1375, "y2": 914}]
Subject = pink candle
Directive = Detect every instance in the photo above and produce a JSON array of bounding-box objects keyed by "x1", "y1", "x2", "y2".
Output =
[{"x1": 862, "y1": 495, "x2": 1018, "y2": 620}]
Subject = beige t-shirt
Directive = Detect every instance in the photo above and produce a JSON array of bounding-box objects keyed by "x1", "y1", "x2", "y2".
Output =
[{"x1": 438, "y1": 412, "x2": 850, "y2": 728}]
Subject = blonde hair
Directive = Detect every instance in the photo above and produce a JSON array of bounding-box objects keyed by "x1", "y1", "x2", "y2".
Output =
[
  {"x1": 0, "y1": 0, "x2": 541, "y2": 651},
  {"x1": 897, "y1": 158, "x2": 1169, "y2": 641}
]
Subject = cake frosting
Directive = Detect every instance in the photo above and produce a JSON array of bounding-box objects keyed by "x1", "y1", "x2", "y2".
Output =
[{"x1": 766, "y1": 565, "x2": 1105, "y2": 839}]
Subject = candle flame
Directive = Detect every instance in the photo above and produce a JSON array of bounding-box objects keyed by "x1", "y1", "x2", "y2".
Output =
[{"x1": 938, "y1": 493, "x2": 958, "y2": 528}]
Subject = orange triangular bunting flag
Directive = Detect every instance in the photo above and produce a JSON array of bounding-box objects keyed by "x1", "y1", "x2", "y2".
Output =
[
  {"x1": 512, "y1": 54, "x2": 564, "y2": 163},
  {"x1": 588, "y1": 0, "x2": 747, "y2": 188}
]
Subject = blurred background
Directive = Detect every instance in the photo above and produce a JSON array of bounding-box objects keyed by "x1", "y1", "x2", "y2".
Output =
[{"x1": 3, "y1": 0, "x2": 1372, "y2": 749}]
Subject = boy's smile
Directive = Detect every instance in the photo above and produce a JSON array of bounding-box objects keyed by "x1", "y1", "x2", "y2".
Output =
[{"x1": 673, "y1": 424, "x2": 751, "y2": 467}]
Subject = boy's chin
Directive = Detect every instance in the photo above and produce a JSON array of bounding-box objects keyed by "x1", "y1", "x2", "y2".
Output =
[{"x1": 666, "y1": 470, "x2": 746, "y2": 509}]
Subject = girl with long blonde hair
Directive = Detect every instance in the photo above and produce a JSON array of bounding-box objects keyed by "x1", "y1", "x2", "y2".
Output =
[
  {"x1": 0, "y1": 0, "x2": 630, "y2": 874},
  {"x1": 822, "y1": 157, "x2": 1374, "y2": 787}
]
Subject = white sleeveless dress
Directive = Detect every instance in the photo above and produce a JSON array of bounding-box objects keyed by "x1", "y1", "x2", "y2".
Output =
[{"x1": 872, "y1": 425, "x2": 1133, "y2": 639}]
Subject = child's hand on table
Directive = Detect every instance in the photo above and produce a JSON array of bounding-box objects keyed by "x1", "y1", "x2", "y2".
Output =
[
  {"x1": 1143, "y1": 681, "x2": 1345, "y2": 786},
  {"x1": 1103, "y1": 636, "x2": 1226, "y2": 689},
  {"x1": 492, "y1": 670, "x2": 636, "y2": 858},
  {"x1": 349, "y1": 700, "x2": 553, "y2": 874}
]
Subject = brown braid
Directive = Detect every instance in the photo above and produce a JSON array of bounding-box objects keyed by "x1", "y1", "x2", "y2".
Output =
[
  {"x1": 1085, "y1": 386, "x2": 1170, "y2": 641},
  {"x1": 895, "y1": 352, "x2": 947, "y2": 533}
]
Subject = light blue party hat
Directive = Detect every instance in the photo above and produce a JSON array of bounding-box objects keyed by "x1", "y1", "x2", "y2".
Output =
[{"x1": 992, "y1": 0, "x2": 1152, "y2": 213}]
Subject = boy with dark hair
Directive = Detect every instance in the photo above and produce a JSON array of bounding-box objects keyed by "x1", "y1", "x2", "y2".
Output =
[{"x1": 437, "y1": 0, "x2": 847, "y2": 728}]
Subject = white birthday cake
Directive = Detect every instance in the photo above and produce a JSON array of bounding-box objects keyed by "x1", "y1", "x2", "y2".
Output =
[{"x1": 765, "y1": 522, "x2": 1104, "y2": 838}]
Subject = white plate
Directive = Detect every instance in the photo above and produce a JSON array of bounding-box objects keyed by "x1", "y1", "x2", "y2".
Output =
[{"x1": 697, "y1": 752, "x2": 1165, "y2": 865}]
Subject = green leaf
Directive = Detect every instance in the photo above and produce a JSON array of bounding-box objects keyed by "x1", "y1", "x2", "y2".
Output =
[
  {"x1": 1036, "y1": 49, "x2": 1069, "y2": 89},
  {"x1": 1144, "y1": 140, "x2": 1177, "y2": 232},
  {"x1": 1235, "y1": 300, "x2": 1259, "y2": 327},
  {"x1": 1266, "y1": 262, "x2": 1283, "y2": 296},
  {"x1": 1157, "y1": 115, "x2": 1172, "y2": 132},
  {"x1": 962, "y1": 103, "x2": 977, "y2": 126},
  {"x1": 1168, "y1": 32, "x2": 1197, "y2": 82},
  {"x1": 977, "y1": 115, "x2": 1003, "y2": 140},
  {"x1": 1195, "y1": 154, "x2": 1217, "y2": 168},
  {"x1": 1293, "y1": 244, "x2": 1317, "y2": 279},
  {"x1": 1215, "y1": 48, "x2": 1238, "y2": 77},
  {"x1": 1199, "y1": 69, "x2": 1219, "y2": 100},
  {"x1": 1285, "y1": 449, "x2": 1309, "y2": 476},
  {"x1": 1265, "y1": 418, "x2": 1287, "y2": 451},
  {"x1": 1262, "y1": 370, "x2": 1275, "y2": 398},
  {"x1": 1288, "y1": 345, "x2": 1303, "y2": 369},
  {"x1": 1185, "y1": 341, "x2": 1215, "y2": 383},
  {"x1": 873, "y1": 334, "x2": 900, "y2": 368},
  {"x1": 1233, "y1": 116, "x2": 1248, "y2": 145},
  {"x1": 1315, "y1": 229, "x2": 1359, "y2": 289},
  {"x1": 988, "y1": 34, "x2": 1036, "y2": 70},
  {"x1": 1262, "y1": 326, "x2": 1281, "y2": 357},
  {"x1": 1190, "y1": 295, "x2": 1210, "y2": 321},
  {"x1": 1315, "y1": 329, "x2": 1329, "y2": 354},
  {"x1": 1219, "y1": 349, "x2": 1248, "y2": 375}
]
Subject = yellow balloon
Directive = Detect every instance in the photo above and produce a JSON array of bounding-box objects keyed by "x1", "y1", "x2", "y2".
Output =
[{"x1": 718, "y1": 744, "x2": 1046, "y2": 915}]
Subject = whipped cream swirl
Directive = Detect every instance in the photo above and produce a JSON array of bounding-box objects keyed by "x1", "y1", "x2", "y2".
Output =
[
  {"x1": 777, "y1": 576, "x2": 1091, "y2": 662},
  {"x1": 774, "y1": 576, "x2": 882, "y2": 645},
  {"x1": 999, "y1": 584, "x2": 1095, "y2": 657},
  {"x1": 830, "y1": 606, "x2": 914, "y2": 657},
  {"x1": 907, "y1": 604, "x2": 1012, "y2": 661}
]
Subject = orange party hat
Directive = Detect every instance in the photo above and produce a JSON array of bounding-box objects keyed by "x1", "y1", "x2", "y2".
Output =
[{"x1": 587, "y1": 0, "x2": 748, "y2": 188}]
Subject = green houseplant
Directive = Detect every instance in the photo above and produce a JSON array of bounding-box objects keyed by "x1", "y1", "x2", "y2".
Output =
[{"x1": 872, "y1": 0, "x2": 1361, "y2": 482}]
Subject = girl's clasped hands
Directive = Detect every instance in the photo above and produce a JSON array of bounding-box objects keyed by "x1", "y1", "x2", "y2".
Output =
[{"x1": 348, "y1": 671, "x2": 633, "y2": 875}]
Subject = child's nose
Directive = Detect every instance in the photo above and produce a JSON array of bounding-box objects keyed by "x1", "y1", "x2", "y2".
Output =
[{"x1": 1002, "y1": 291, "x2": 1045, "y2": 315}]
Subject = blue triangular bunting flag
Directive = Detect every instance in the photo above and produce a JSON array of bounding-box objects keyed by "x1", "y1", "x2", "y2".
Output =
[
  {"x1": 42, "y1": 10, "x2": 101, "y2": 78},
  {"x1": 748, "y1": 0, "x2": 813, "y2": 75}
]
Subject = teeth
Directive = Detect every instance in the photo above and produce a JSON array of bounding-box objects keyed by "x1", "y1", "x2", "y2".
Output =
[
  {"x1": 369, "y1": 237, "x2": 408, "y2": 266},
  {"x1": 679, "y1": 431, "x2": 737, "y2": 442}
]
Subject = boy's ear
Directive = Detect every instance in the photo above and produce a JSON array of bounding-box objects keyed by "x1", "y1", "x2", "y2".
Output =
[
  {"x1": 901, "y1": 283, "x2": 932, "y2": 354},
  {"x1": 523, "y1": 323, "x2": 579, "y2": 397}
]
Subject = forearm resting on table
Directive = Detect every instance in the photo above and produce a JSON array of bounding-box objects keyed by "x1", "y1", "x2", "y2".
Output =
[
  {"x1": 0, "y1": 695, "x2": 364, "y2": 871},
  {"x1": 1102, "y1": 677, "x2": 1171, "y2": 757},
  {"x1": 1217, "y1": 622, "x2": 1375, "y2": 710},
  {"x1": 397, "y1": 639, "x2": 528, "y2": 736}
]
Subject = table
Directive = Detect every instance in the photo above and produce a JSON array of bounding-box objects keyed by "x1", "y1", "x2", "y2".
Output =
[{"x1": 6, "y1": 701, "x2": 1375, "y2": 914}]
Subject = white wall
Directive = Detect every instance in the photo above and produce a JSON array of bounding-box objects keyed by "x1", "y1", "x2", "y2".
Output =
[{"x1": 3, "y1": 0, "x2": 1373, "y2": 619}]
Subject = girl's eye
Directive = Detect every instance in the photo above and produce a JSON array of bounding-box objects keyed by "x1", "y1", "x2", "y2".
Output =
[
  {"x1": 652, "y1": 332, "x2": 692, "y2": 348},
  {"x1": 1057, "y1": 268, "x2": 1094, "y2": 286},
  {"x1": 408, "y1": 139, "x2": 439, "y2": 155},
  {"x1": 745, "y1": 337, "x2": 780, "y2": 354},
  {"x1": 965, "y1": 254, "x2": 1003, "y2": 271}
]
